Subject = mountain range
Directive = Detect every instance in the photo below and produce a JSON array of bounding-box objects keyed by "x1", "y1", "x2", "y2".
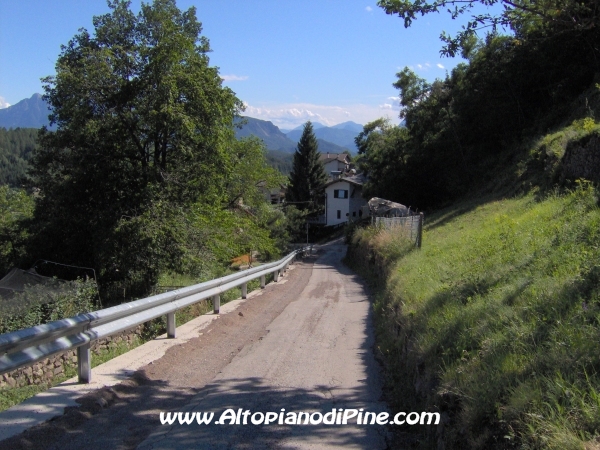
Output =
[
  {"x1": 0, "y1": 94, "x2": 54, "y2": 129},
  {"x1": 0, "y1": 94, "x2": 363, "y2": 154},
  {"x1": 235, "y1": 117, "x2": 362, "y2": 153}
]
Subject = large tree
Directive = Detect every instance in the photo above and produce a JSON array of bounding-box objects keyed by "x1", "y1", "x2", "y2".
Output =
[
  {"x1": 378, "y1": 0, "x2": 600, "y2": 57},
  {"x1": 28, "y1": 0, "x2": 243, "y2": 292},
  {"x1": 286, "y1": 121, "x2": 328, "y2": 214}
]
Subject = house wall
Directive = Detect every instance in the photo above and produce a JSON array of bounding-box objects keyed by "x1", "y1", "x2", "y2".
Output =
[
  {"x1": 349, "y1": 185, "x2": 368, "y2": 220},
  {"x1": 323, "y1": 159, "x2": 340, "y2": 174},
  {"x1": 326, "y1": 181, "x2": 351, "y2": 226}
]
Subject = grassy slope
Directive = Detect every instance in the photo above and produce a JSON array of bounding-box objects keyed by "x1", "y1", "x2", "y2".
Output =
[{"x1": 347, "y1": 184, "x2": 600, "y2": 449}]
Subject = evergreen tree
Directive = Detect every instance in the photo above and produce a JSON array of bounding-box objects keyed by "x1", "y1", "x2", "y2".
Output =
[{"x1": 286, "y1": 121, "x2": 328, "y2": 213}]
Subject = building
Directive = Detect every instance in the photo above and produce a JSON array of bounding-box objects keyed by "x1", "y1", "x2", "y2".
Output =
[
  {"x1": 324, "y1": 173, "x2": 368, "y2": 226},
  {"x1": 319, "y1": 152, "x2": 351, "y2": 175}
]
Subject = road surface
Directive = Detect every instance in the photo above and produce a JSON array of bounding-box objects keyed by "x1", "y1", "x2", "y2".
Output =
[{"x1": 0, "y1": 240, "x2": 389, "y2": 449}]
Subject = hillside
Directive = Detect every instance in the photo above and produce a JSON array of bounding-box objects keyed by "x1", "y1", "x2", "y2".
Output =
[
  {"x1": 0, "y1": 94, "x2": 53, "y2": 130},
  {"x1": 234, "y1": 116, "x2": 296, "y2": 153},
  {"x1": 0, "y1": 128, "x2": 38, "y2": 186},
  {"x1": 347, "y1": 183, "x2": 600, "y2": 448}
]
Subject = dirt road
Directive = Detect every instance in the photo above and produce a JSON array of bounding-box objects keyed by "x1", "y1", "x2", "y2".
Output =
[{"x1": 1, "y1": 240, "x2": 389, "y2": 449}]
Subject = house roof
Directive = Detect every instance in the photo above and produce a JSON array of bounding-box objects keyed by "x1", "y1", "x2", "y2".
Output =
[
  {"x1": 325, "y1": 172, "x2": 366, "y2": 187},
  {"x1": 319, "y1": 153, "x2": 350, "y2": 164}
]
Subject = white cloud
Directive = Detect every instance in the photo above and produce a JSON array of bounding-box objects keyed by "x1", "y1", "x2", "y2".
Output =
[
  {"x1": 415, "y1": 62, "x2": 433, "y2": 72},
  {"x1": 379, "y1": 103, "x2": 393, "y2": 109},
  {"x1": 0, "y1": 96, "x2": 10, "y2": 109},
  {"x1": 242, "y1": 102, "x2": 400, "y2": 128},
  {"x1": 387, "y1": 96, "x2": 400, "y2": 101},
  {"x1": 437, "y1": 63, "x2": 445, "y2": 69},
  {"x1": 220, "y1": 74, "x2": 249, "y2": 82},
  {"x1": 365, "y1": 6, "x2": 373, "y2": 12}
]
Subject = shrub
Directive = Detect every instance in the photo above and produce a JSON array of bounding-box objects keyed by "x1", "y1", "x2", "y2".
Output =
[{"x1": 0, "y1": 278, "x2": 99, "y2": 334}]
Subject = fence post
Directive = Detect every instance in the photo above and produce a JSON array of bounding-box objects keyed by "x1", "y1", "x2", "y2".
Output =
[
  {"x1": 77, "y1": 343, "x2": 91, "y2": 384},
  {"x1": 417, "y1": 212, "x2": 424, "y2": 248},
  {"x1": 274, "y1": 270, "x2": 279, "y2": 282},
  {"x1": 167, "y1": 312, "x2": 176, "y2": 338},
  {"x1": 241, "y1": 282, "x2": 247, "y2": 299},
  {"x1": 260, "y1": 275, "x2": 266, "y2": 288},
  {"x1": 213, "y1": 294, "x2": 220, "y2": 314}
]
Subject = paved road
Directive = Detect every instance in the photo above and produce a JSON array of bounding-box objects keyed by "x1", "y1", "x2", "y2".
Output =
[
  {"x1": 0, "y1": 240, "x2": 389, "y2": 449},
  {"x1": 139, "y1": 240, "x2": 388, "y2": 449}
]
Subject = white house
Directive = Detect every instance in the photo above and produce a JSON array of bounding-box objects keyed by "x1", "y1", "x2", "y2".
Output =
[{"x1": 324, "y1": 173, "x2": 369, "y2": 226}]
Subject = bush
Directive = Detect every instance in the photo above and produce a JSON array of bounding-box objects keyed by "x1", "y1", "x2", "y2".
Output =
[{"x1": 0, "y1": 278, "x2": 99, "y2": 334}]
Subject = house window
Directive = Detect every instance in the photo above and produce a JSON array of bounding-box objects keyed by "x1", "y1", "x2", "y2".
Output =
[
  {"x1": 337, "y1": 210, "x2": 341, "y2": 219},
  {"x1": 352, "y1": 211, "x2": 356, "y2": 217},
  {"x1": 334, "y1": 189, "x2": 348, "y2": 199}
]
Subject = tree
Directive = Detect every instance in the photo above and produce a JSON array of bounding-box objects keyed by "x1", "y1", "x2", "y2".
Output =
[
  {"x1": 286, "y1": 121, "x2": 328, "y2": 214},
  {"x1": 0, "y1": 186, "x2": 33, "y2": 276},
  {"x1": 377, "y1": 0, "x2": 600, "y2": 57},
  {"x1": 28, "y1": 0, "x2": 243, "y2": 293}
]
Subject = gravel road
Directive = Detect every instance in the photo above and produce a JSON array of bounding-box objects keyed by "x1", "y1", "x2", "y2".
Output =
[{"x1": 0, "y1": 240, "x2": 389, "y2": 450}]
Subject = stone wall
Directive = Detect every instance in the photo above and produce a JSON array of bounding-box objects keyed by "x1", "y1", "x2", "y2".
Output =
[
  {"x1": 562, "y1": 133, "x2": 600, "y2": 182},
  {"x1": 0, "y1": 325, "x2": 143, "y2": 389}
]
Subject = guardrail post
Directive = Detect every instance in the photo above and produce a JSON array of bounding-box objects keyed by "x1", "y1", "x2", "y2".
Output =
[
  {"x1": 260, "y1": 275, "x2": 265, "y2": 288},
  {"x1": 77, "y1": 343, "x2": 91, "y2": 384},
  {"x1": 213, "y1": 294, "x2": 220, "y2": 314},
  {"x1": 167, "y1": 312, "x2": 176, "y2": 338},
  {"x1": 241, "y1": 282, "x2": 247, "y2": 299},
  {"x1": 274, "y1": 270, "x2": 279, "y2": 282}
]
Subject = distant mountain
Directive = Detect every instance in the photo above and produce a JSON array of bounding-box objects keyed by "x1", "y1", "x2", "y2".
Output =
[
  {"x1": 316, "y1": 139, "x2": 350, "y2": 155},
  {"x1": 0, "y1": 94, "x2": 53, "y2": 129},
  {"x1": 285, "y1": 122, "x2": 362, "y2": 153},
  {"x1": 331, "y1": 121, "x2": 363, "y2": 133},
  {"x1": 234, "y1": 116, "x2": 296, "y2": 153},
  {"x1": 289, "y1": 122, "x2": 326, "y2": 132}
]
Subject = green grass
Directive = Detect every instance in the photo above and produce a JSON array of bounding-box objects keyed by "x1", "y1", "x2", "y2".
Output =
[{"x1": 347, "y1": 182, "x2": 600, "y2": 449}]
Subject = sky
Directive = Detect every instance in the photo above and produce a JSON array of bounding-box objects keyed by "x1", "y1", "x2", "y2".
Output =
[{"x1": 0, "y1": 0, "x2": 502, "y2": 129}]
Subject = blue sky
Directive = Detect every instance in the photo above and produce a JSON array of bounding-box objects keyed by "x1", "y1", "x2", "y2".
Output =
[{"x1": 0, "y1": 0, "x2": 501, "y2": 129}]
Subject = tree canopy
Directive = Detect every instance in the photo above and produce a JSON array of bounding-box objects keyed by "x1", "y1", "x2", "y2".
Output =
[
  {"x1": 26, "y1": 0, "x2": 259, "y2": 295},
  {"x1": 378, "y1": 0, "x2": 600, "y2": 56},
  {"x1": 286, "y1": 121, "x2": 328, "y2": 214}
]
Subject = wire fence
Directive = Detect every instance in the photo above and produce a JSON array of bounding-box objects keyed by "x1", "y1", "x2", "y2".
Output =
[{"x1": 375, "y1": 212, "x2": 424, "y2": 248}]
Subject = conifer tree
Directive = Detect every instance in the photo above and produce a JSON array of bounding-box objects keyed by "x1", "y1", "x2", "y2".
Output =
[{"x1": 286, "y1": 121, "x2": 328, "y2": 213}]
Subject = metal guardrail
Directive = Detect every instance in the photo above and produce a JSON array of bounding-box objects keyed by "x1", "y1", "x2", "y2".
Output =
[{"x1": 0, "y1": 247, "x2": 309, "y2": 384}]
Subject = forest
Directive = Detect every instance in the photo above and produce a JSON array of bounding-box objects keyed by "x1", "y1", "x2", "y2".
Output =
[{"x1": 357, "y1": 0, "x2": 600, "y2": 209}]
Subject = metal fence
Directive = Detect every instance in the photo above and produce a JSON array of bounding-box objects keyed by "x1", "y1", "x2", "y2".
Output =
[
  {"x1": 375, "y1": 212, "x2": 424, "y2": 248},
  {"x1": 0, "y1": 247, "x2": 307, "y2": 384}
]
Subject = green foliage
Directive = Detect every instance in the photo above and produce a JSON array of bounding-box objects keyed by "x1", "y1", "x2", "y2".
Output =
[
  {"x1": 265, "y1": 149, "x2": 294, "y2": 174},
  {"x1": 0, "y1": 278, "x2": 98, "y2": 334},
  {"x1": 378, "y1": 0, "x2": 600, "y2": 57},
  {"x1": 27, "y1": 0, "x2": 248, "y2": 297},
  {"x1": 225, "y1": 137, "x2": 285, "y2": 209},
  {"x1": 348, "y1": 187, "x2": 600, "y2": 448},
  {"x1": 359, "y1": 27, "x2": 598, "y2": 209},
  {"x1": 0, "y1": 186, "x2": 34, "y2": 276},
  {"x1": 0, "y1": 128, "x2": 38, "y2": 187},
  {"x1": 354, "y1": 118, "x2": 412, "y2": 202},
  {"x1": 286, "y1": 121, "x2": 328, "y2": 214}
]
